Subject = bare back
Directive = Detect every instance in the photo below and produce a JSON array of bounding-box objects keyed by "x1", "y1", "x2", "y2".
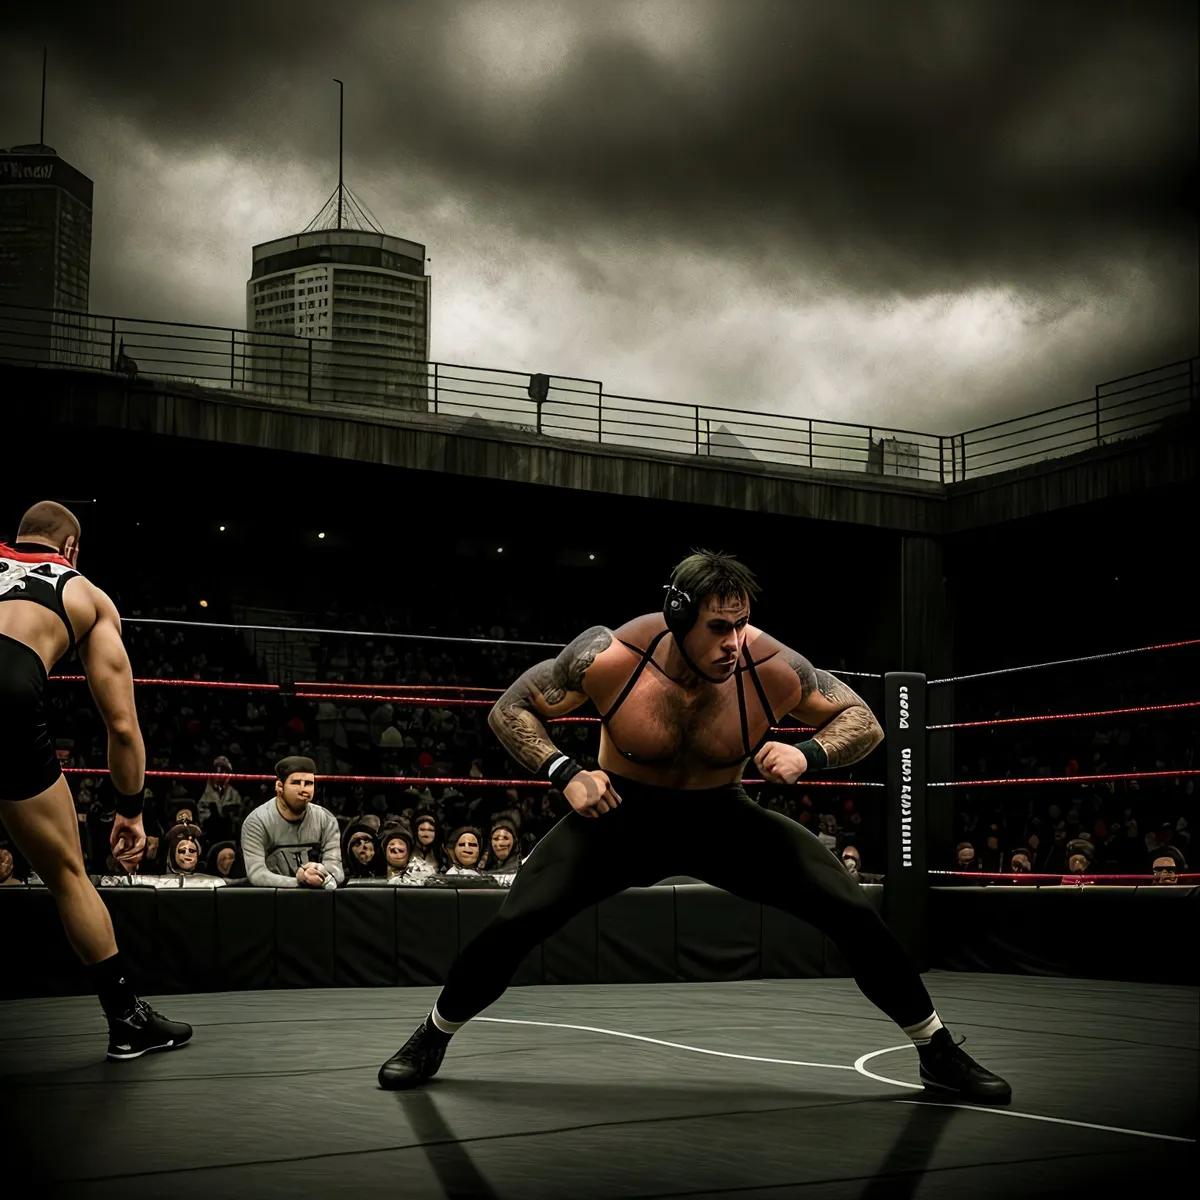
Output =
[
  {"x1": 0, "y1": 544, "x2": 141, "y2": 761},
  {"x1": 0, "y1": 571, "x2": 102, "y2": 673}
]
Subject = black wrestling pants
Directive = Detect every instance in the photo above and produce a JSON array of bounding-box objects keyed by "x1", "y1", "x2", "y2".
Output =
[
  {"x1": 0, "y1": 632, "x2": 64, "y2": 802},
  {"x1": 437, "y1": 773, "x2": 934, "y2": 1029}
]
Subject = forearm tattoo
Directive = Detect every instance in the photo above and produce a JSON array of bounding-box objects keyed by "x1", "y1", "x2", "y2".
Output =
[
  {"x1": 785, "y1": 650, "x2": 884, "y2": 768},
  {"x1": 488, "y1": 626, "x2": 612, "y2": 773}
]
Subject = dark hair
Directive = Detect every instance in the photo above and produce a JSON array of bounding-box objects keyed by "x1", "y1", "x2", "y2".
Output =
[
  {"x1": 382, "y1": 828, "x2": 414, "y2": 853},
  {"x1": 445, "y1": 825, "x2": 484, "y2": 864},
  {"x1": 18, "y1": 500, "x2": 81, "y2": 547},
  {"x1": 669, "y1": 549, "x2": 759, "y2": 609},
  {"x1": 275, "y1": 756, "x2": 316, "y2": 784},
  {"x1": 1154, "y1": 844, "x2": 1188, "y2": 870}
]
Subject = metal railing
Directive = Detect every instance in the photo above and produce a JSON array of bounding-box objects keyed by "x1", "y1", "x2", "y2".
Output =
[
  {"x1": 944, "y1": 358, "x2": 1197, "y2": 481},
  {"x1": 1, "y1": 303, "x2": 1194, "y2": 482}
]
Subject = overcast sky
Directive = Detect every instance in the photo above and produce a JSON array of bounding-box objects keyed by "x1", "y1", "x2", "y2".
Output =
[{"x1": 2, "y1": 0, "x2": 1196, "y2": 433}]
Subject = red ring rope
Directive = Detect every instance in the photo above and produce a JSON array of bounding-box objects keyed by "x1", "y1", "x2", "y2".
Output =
[
  {"x1": 928, "y1": 699, "x2": 1200, "y2": 731},
  {"x1": 298, "y1": 682, "x2": 503, "y2": 694},
  {"x1": 54, "y1": 675, "x2": 280, "y2": 690},
  {"x1": 49, "y1": 674, "x2": 1194, "y2": 741},
  {"x1": 928, "y1": 769, "x2": 1199, "y2": 788},
  {"x1": 60, "y1": 768, "x2": 883, "y2": 788},
  {"x1": 930, "y1": 870, "x2": 1199, "y2": 883},
  {"x1": 297, "y1": 692, "x2": 498, "y2": 706},
  {"x1": 49, "y1": 674, "x2": 817, "y2": 733}
]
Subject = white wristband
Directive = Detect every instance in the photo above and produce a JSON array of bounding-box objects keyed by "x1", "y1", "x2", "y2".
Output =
[{"x1": 546, "y1": 754, "x2": 570, "y2": 778}]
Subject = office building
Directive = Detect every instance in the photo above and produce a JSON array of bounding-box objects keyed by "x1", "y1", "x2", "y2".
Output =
[
  {"x1": 0, "y1": 143, "x2": 94, "y2": 365},
  {"x1": 245, "y1": 229, "x2": 430, "y2": 410}
]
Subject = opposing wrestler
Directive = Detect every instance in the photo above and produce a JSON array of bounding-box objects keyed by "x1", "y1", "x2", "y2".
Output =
[
  {"x1": 379, "y1": 550, "x2": 1011, "y2": 1103},
  {"x1": 0, "y1": 502, "x2": 192, "y2": 1059}
]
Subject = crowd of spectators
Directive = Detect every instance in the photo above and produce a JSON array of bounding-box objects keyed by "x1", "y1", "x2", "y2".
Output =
[
  {"x1": 1, "y1": 601, "x2": 1189, "y2": 891},
  {"x1": 0, "y1": 601, "x2": 882, "y2": 889},
  {"x1": 946, "y1": 651, "x2": 1196, "y2": 885}
]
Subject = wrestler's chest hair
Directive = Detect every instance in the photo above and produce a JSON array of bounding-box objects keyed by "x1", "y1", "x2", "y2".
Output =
[{"x1": 620, "y1": 672, "x2": 752, "y2": 754}]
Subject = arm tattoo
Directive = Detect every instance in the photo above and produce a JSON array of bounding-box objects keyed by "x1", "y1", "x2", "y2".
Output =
[
  {"x1": 813, "y1": 705, "x2": 885, "y2": 768},
  {"x1": 784, "y1": 650, "x2": 884, "y2": 769},
  {"x1": 488, "y1": 626, "x2": 612, "y2": 773}
]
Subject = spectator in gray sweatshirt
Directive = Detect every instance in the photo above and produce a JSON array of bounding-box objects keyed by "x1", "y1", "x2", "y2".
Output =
[{"x1": 240, "y1": 757, "x2": 344, "y2": 890}]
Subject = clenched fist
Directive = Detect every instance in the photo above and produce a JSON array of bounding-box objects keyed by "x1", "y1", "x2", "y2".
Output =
[
  {"x1": 754, "y1": 741, "x2": 810, "y2": 785},
  {"x1": 564, "y1": 770, "x2": 623, "y2": 819}
]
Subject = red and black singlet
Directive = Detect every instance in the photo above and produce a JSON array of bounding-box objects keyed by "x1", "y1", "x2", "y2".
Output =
[{"x1": 0, "y1": 542, "x2": 83, "y2": 656}]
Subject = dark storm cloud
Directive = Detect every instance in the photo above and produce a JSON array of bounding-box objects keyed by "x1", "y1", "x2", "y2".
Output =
[
  {"x1": 2, "y1": 0, "x2": 1196, "y2": 423},
  {"x1": 6, "y1": 0, "x2": 1194, "y2": 292}
]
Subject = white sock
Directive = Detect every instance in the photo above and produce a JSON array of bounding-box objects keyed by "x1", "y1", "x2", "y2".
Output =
[
  {"x1": 430, "y1": 1004, "x2": 466, "y2": 1036},
  {"x1": 902, "y1": 1012, "x2": 944, "y2": 1046}
]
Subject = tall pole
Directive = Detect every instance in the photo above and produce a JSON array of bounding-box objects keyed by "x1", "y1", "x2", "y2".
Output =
[
  {"x1": 334, "y1": 78, "x2": 344, "y2": 230},
  {"x1": 40, "y1": 47, "x2": 47, "y2": 144}
]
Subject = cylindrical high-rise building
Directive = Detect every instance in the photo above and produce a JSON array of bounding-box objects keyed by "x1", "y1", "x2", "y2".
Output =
[{"x1": 245, "y1": 229, "x2": 429, "y2": 411}]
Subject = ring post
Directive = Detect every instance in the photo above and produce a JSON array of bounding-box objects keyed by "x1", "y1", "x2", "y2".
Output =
[{"x1": 883, "y1": 671, "x2": 929, "y2": 970}]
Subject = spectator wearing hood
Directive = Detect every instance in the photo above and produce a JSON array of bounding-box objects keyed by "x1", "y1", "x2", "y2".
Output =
[
  {"x1": 343, "y1": 822, "x2": 381, "y2": 883},
  {"x1": 164, "y1": 797, "x2": 199, "y2": 830},
  {"x1": 162, "y1": 823, "x2": 208, "y2": 877},
  {"x1": 380, "y1": 827, "x2": 430, "y2": 886},
  {"x1": 443, "y1": 826, "x2": 484, "y2": 876},
  {"x1": 206, "y1": 840, "x2": 246, "y2": 881},
  {"x1": 1151, "y1": 844, "x2": 1188, "y2": 885},
  {"x1": 839, "y1": 844, "x2": 882, "y2": 884},
  {"x1": 198, "y1": 756, "x2": 242, "y2": 822},
  {"x1": 482, "y1": 818, "x2": 522, "y2": 884},
  {"x1": 955, "y1": 842, "x2": 982, "y2": 873},
  {"x1": 1063, "y1": 839, "x2": 1095, "y2": 882},
  {"x1": 411, "y1": 811, "x2": 444, "y2": 874},
  {"x1": 1002, "y1": 847, "x2": 1038, "y2": 885}
]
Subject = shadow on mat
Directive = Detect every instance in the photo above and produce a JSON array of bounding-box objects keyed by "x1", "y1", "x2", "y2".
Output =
[
  {"x1": 388, "y1": 1078, "x2": 867, "y2": 1199},
  {"x1": 854, "y1": 1101, "x2": 960, "y2": 1200},
  {"x1": 417, "y1": 1076, "x2": 853, "y2": 1119},
  {"x1": 394, "y1": 1090, "x2": 501, "y2": 1200}
]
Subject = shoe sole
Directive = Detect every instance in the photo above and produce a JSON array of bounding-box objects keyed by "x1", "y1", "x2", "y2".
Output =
[
  {"x1": 378, "y1": 1068, "x2": 439, "y2": 1090},
  {"x1": 378, "y1": 1076, "x2": 431, "y2": 1090},
  {"x1": 919, "y1": 1074, "x2": 1012, "y2": 1105},
  {"x1": 106, "y1": 1035, "x2": 192, "y2": 1061}
]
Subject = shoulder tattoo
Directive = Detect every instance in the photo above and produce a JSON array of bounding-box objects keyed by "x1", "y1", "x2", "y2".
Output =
[
  {"x1": 543, "y1": 625, "x2": 612, "y2": 702},
  {"x1": 783, "y1": 649, "x2": 854, "y2": 705}
]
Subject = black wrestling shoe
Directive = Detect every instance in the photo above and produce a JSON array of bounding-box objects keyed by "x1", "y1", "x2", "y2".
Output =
[
  {"x1": 106, "y1": 999, "x2": 193, "y2": 1061},
  {"x1": 378, "y1": 1017, "x2": 450, "y2": 1090},
  {"x1": 918, "y1": 1029, "x2": 1012, "y2": 1105}
]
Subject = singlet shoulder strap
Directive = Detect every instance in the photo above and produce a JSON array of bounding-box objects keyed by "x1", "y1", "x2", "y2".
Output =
[
  {"x1": 738, "y1": 648, "x2": 779, "y2": 757},
  {"x1": 602, "y1": 629, "x2": 671, "y2": 723},
  {"x1": 63, "y1": 570, "x2": 81, "y2": 658},
  {"x1": 735, "y1": 667, "x2": 751, "y2": 757},
  {"x1": 744, "y1": 651, "x2": 778, "y2": 728}
]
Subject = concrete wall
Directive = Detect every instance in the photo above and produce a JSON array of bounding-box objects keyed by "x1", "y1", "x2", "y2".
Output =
[{"x1": 8, "y1": 364, "x2": 1191, "y2": 536}]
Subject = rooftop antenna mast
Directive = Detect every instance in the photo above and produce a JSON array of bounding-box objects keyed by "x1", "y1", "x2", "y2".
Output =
[
  {"x1": 334, "y1": 78, "x2": 344, "y2": 231},
  {"x1": 40, "y1": 46, "x2": 47, "y2": 144}
]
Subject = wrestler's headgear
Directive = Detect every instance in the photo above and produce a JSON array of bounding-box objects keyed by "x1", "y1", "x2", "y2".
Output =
[
  {"x1": 662, "y1": 583, "x2": 697, "y2": 639},
  {"x1": 662, "y1": 580, "x2": 732, "y2": 685},
  {"x1": 275, "y1": 756, "x2": 317, "y2": 785}
]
